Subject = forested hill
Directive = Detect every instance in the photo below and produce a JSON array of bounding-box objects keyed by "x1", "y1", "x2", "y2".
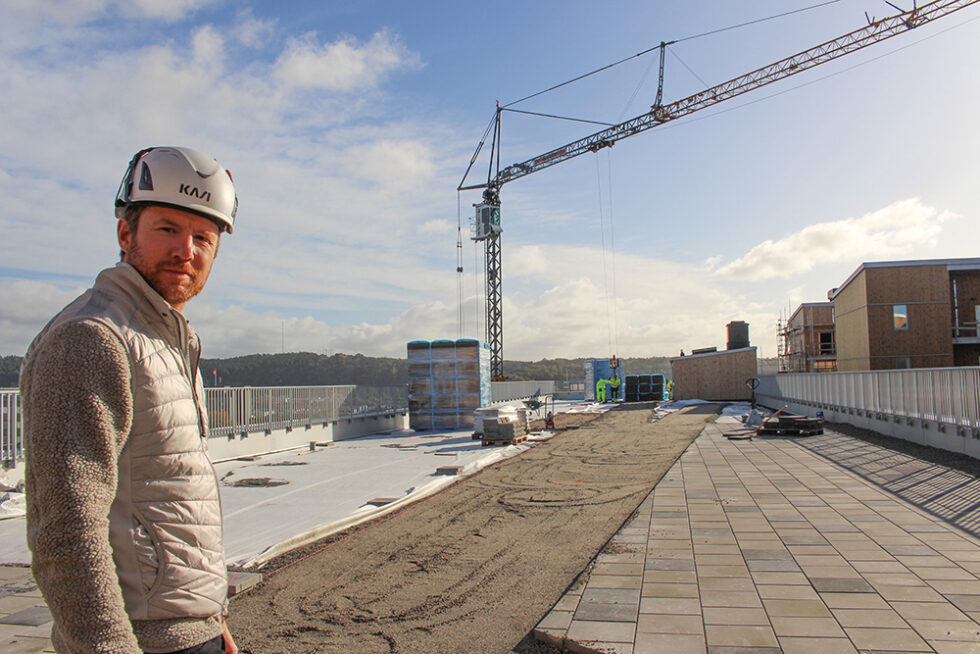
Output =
[
  {"x1": 1, "y1": 356, "x2": 21, "y2": 388},
  {"x1": 503, "y1": 357, "x2": 672, "y2": 383},
  {"x1": 200, "y1": 353, "x2": 674, "y2": 387},
  {"x1": 201, "y1": 352, "x2": 406, "y2": 387},
  {"x1": 3, "y1": 352, "x2": 775, "y2": 388}
]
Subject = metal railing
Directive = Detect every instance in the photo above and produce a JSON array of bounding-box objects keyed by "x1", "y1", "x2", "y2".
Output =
[
  {"x1": 756, "y1": 367, "x2": 980, "y2": 432},
  {"x1": 1, "y1": 385, "x2": 408, "y2": 466},
  {"x1": 1, "y1": 390, "x2": 22, "y2": 469},
  {"x1": 205, "y1": 385, "x2": 407, "y2": 438},
  {"x1": 953, "y1": 321, "x2": 979, "y2": 338}
]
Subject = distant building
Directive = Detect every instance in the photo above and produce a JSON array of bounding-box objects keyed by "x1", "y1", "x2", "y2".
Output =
[
  {"x1": 829, "y1": 258, "x2": 980, "y2": 371},
  {"x1": 778, "y1": 302, "x2": 836, "y2": 373},
  {"x1": 671, "y1": 347, "x2": 758, "y2": 401},
  {"x1": 672, "y1": 321, "x2": 757, "y2": 400}
]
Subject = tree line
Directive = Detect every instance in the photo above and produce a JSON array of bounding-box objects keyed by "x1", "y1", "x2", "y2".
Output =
[{"x1": 1, "y1": 352, "x2": 677, "y2": 388}]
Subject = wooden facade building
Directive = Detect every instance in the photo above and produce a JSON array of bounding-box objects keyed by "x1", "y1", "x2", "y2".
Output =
[
  {"x1": 829, "y1": 258, "x2": 980, "y2": 371},
  {"x1": 670, "y1": 347, "x2": 758, "y2": 401}
]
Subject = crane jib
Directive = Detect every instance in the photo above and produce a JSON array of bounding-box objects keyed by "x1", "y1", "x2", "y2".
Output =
[{"x1": 492, "y1": 0, "x2": 979, "y2": 188}]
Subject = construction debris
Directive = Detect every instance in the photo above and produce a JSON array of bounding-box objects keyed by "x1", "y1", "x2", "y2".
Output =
[
  {"x1": 227, "y1": 477, "x2": 290, "y2": 488},
  {"x1": 756, "y1": 413, "x2": 824, "y2": 437}
]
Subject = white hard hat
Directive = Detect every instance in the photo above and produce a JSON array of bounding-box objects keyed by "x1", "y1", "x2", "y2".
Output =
[{"x1": 115, "y1": 146, "x2": 238, "y2": 233}]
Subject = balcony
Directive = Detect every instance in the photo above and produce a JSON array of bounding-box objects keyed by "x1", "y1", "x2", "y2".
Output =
[{"x1": 953, "y1": 322, "x2": 979, "y2": 345}]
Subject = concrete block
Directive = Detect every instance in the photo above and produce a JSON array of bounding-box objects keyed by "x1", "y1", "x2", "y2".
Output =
[{"x1": 227, "y1": 571, "x2": 262, "y2": 597}]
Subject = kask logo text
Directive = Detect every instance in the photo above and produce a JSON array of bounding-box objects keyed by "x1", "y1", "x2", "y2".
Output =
[{"x1": 179, "y1": 183, "x2": 211, "y2": 203}]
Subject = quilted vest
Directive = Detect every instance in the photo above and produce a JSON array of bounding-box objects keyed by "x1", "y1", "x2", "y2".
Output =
[{"x1": 36, "y1": 263, "x2": 227, "y2": 621}]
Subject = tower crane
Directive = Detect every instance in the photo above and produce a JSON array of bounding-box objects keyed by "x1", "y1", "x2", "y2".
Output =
[{"x1": 458, "y1": 0, "x2": 978, "y2": 380}]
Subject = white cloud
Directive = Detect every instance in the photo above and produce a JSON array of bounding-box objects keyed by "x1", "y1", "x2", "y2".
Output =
[
  {"x1": 274, "y1": 29, "x2": 422, "y2": 93},
  {"x1": 232, "y1": 10, "x2": 276, "y2": 48},
  {"x1": 192, "y1": 25, "x2": 225, "y2": 76},
  {"x1": 702, "y1": 255, "x2": 723, "y2": 270},
  {"x1": 2, "y1": 0, "x2": 220, "y2": 26},
  {"x1": 714, "y1": 199, "x2": 957, "y2": 281},
  {"x1": 1, "y1": 236, "x2": 776, "y2": 361},
  {"x1": 419, "y1": 219, "x2": 454, "y2": 234},
  {"x1": 0, "y1": 12, "x2": 450, "y2": 299},
  {"x1": 123, "y1": 0, "x2": 220, "y2": 21},
  {"x1": 0, "y1": 280, "x2": 87, "y2": 354},
  {"x1": 345, "y1": 139, "x2": 436, "y2": 192},
  {"x1": 508, "y1": 245, "x2": 549, "y2": 277}
]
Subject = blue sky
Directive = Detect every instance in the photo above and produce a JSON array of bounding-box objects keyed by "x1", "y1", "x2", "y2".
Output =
[{"x1": 1, "y1": 0, "x2": 978, "y2": 361}]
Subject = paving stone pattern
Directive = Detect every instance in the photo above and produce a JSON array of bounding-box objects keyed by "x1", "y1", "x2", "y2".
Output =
[
  {"x1": 0, "y1": 566, "x2": 53, "y2": 654},
  {"x1": 535, "y1": 421, "x2": 980, "y2": 654}
]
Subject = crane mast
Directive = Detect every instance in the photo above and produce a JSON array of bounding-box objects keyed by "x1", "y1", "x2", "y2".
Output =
[{"x1": 459, "y1": 0, "x2": 978, "y2": 379}]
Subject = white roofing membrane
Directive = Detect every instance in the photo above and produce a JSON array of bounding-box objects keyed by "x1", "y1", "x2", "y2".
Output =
[{"x1": 0, "y1": 400, "x2": 630, "y2": 567}]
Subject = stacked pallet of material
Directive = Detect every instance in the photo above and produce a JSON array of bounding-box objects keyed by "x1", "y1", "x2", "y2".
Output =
[
  {"x1": 454, "y1": 339, "x2": 491, "y2": 428},
  {"x1": 624, "y1": 373, "x2": 666, "y2": 403},
  {"x1": 481, "y1": 406, "x2": 527, "y2": 445},
  {"x1": 406, "y1": 339, "x2": 492, "y2": 431},
  {"x1": 756, "y1": 414, "x2": 824, "y2": 436},
  {"x1": 431, "y1": 340, "x2": 459, "y2": 429},
  {"x1": 407, "y1": 341, "x2": 433, "y2": 430}
]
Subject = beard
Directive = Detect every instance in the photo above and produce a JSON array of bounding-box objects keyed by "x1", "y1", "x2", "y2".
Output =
[{"x1": 126, "y1": 240, "x2": 207, "y2": 308}]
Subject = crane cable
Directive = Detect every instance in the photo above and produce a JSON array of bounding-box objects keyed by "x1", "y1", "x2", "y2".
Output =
[
  {"x1": 594, "y1": 152, "x2": 620, "y2": 360},
  {"x1": 456, "y1": 190, "x2": 486, "y2": 340},
  {"x1": 456, "y1": 192, "x2": 464, "y2": 339},
  {"x1": 606, "y1": 153, "x2": 620, "y2": 358},
  {"x1": 501, "y1": 0, "x2": 842, "y2": 109},
  {"x1": 474, "y1": 218, "x2": 483, "y2": 339}
]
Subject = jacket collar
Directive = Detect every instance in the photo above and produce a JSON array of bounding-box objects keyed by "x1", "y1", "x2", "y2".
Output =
[
  {"x1": 96, "y1": 262, "x2": 176, "y2": 319},
  {"x1": 94, "y1": 264, "x2": 200, "y2": 353}
]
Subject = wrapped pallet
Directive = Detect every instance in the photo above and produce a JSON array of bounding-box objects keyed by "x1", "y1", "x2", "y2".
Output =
[{"x1": 407, "y1": 339, "x2": 491, "y2": 430}]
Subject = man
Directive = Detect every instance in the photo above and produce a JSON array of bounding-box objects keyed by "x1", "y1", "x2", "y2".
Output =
[{"x1": 20, "y1": 147, "x2": 239, "y2": 654}]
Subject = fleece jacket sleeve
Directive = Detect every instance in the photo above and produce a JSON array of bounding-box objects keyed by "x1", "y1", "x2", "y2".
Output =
[{"x1": 22, "y1": 319, "x2": 142, "y2": 653}]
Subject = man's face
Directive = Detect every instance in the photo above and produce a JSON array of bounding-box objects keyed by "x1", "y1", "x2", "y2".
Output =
[{"x1": 118, "y1": 205, "x2": 220, "y2": 312}]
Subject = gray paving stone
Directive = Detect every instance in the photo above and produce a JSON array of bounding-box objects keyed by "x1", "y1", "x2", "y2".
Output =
[
  {"x1": 646, "y1": 559, "x2": 696, "y2": 571},
  {"x1": 581, "y1": 588, "x2": 641, "y2": 605},
  {"x1": 741, "y1": 549, "x2": 793, "y2": 561},
  {"x1": 946, "y1": 594, "x2": 980, "y2": 612},
  {"x1": 881, "y1": 544, "x2": 938, "y2": 556},
  {"x1": 779, "y1": 533, "x2": 829, "y2": 545},
  {"x1": 746, "y1": 560, "x2": 801, "y2": 572},
  {"x1": 0, "y1": 607, "x2": 51, "y2": 627},
  {"x1": 575, "y1": 601, "x2": 640, "y2": 622}
]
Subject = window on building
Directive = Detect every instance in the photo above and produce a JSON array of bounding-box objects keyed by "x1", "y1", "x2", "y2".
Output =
[
  {"x1": 893, "y1": 304, "x2": 908, "y2": 330},
  {"x1": 812, "y1": 360, "x2": 837, "y2": 372},
  {"x1": 895, "y1": 356, "x2": 911, "y2": 369},
  {"x1": 819, "y1": 331, "x2": 834, "y2": 355}
]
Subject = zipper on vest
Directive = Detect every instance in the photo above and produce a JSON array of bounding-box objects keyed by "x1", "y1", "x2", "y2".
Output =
[{"x1": 173, "y1": 310, "x2": 207, "y2": 439}]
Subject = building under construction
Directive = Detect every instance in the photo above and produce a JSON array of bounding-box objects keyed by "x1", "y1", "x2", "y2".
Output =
[{"x1": 778, "y1": 302, "x2": 837, "y2": 373}]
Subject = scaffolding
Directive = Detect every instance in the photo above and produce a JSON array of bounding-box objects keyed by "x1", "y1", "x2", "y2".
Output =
[{"x1": 778, "y1": 304, "x2": 837, "y2": 373}]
